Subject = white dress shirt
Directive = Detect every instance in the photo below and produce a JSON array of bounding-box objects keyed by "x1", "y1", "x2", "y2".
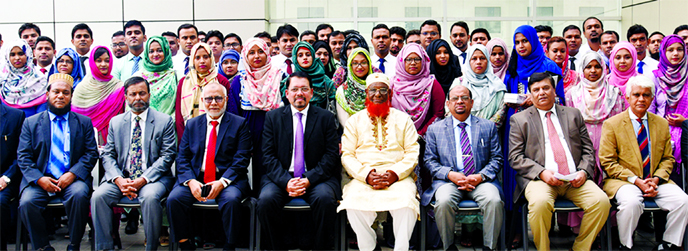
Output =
[
  {"x1": 173, "y1": 53, "x2": 189, "y2": 79},
  {"x1": 637, "y1": 56, "x2": 659, "y2": 78},
  {"x1": 370, "y1": 52, "x2": 397, "y2": 78},
  {"x1": 76, "y1": 50, "x2": 91, "y2": 76},
  {"x1": 35, "y1": 63, "x2": 52, "y2": 76},
  {"x1": 271, "y1": 53, "x2": 293, "y2": 75},
  {"x1": 123, "y1": 109, "x2": 149, "y2": 182},
  {"x1": 289, "y1": 105, "x2": 309, "y2": 172},
  {"x1": 451, "y1": 45, "x2": 468, "y2": 65},
  {"x1": 627, "y1": 109, "x2": 650, "y2": 184},
  {"x1": 537, "y1": 107, "x2": 577, "y2": 175}
]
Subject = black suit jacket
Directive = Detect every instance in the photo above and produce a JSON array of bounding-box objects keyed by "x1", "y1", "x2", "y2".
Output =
[
  {"x1": 176, "y1": 112, "x2": 252, "y2": 195},
  {"x1": 0, "y1": 103, "x2": 26, "y2": 190},
  {"x1": 17, "y1": 111, "x2": 99, "y2": 192},
  {"x1": 261, "y1": 105, "x2": 340, "y2": 193}
]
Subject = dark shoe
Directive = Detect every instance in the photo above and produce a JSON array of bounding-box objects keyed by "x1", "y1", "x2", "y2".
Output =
[
  {"x1": 37, "y1": 245, "x2": 56, "y2": 251},
  {"x1": 222, "y1": 243, "x2": 235, "y2": 251},
  {"x1": 446, "y1": 243, "x2": 458, "y2": 251},
  {"x1": 179, "y1": 240, "x2": 196, "y2": 251},
  {"x1": 654, "y1": 242, "x2": 683, "y2": 250},
  {"x1": 619, "y1": 245, "x2": 632, "y2": 250},
  {"x1": 66, "y1": 243, "x2": 80, "y2": 251},
  {"x1": 482, "y1": 247, "x2": 493, "y2": 251},
  {"x1": 124, "y1": 218, "x2": 138, "y2": 235}
]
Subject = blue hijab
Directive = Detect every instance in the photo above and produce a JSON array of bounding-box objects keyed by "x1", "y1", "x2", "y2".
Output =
[
  {"x1": 217, "y1": 49, "x2": 240, "y2": 79},
  {"x1": 505, "y1": 25, "x2": 564, "y2": 103},
  {"x1": 49, "y1": 48, "x2": 84, "y2": 88}
]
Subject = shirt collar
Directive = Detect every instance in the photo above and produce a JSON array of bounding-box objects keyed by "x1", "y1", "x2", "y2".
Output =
[
  {"x1": 451, "y1": 114, "x2": 473, "y2": 128},
  {"x1": 206, "y1": 112, "x2": 225, "y2": 125},
  {"x1": 131, "y1": 109, "x2": 149, "y2": 122},
  {"x1": 291, "y1": 104, "x2": 310, "y2": 117},
  {"x1": 536, "y1": 105, "x2": 558, "y2": 120},
  {"x1": 48, "y1": 110, "x2": 69, "y2": 121},
  {"x1": 628, "y1": 109, "x2": 648, "y2": 121}
]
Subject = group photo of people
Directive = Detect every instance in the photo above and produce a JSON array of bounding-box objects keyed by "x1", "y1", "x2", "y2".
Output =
[{"x1": 2, "y1": 10, "x2": 688, "y2": 251}]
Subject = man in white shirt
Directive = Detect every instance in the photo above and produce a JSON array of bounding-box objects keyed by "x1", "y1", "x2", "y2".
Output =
[
  {"x1": 563, "y1": 25, "x2": 588, "y2": 71},
  {"x1": 33, "y1": 36, "x2": 55, "y2": 76},
  {"x1": 627, "y1": 24, "x2": 659, "y2": 78},
  {"x1": 172, "y1": 24, "x2": 199, "y2": 79},
  {"x1": 450, "y1": 21, "x2": 470, "y2": 65},
  {"x1": 71, "y1": 23, "x2": 94, "y2": 76},
  {"x1": 369, "y1": 24, "x2": 396, "y2": 78},
  {"x1": 580, "y1": 17, "x2": 604, "y2": 56},
  {"x1": 272, "y1": 24, "x2": 299, "y2": 75}
]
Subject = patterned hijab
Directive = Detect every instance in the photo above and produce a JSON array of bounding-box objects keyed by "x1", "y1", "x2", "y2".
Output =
[
  {"x1": 607, "y1": 42, "x2": 638, "y2": 95},
  {"x1": 238, "y1": 38, "x2": 282, "y2": 111},
  {"x1": 0, "y1": 40, "x2": 48, "y2": 109},
  {"x1": 335, "y1": 47, "x2": 373, "y2": 115},
  {"x1": 137, "y1": 36, "x2": 177, "y2": 116},
  {"x1": 568, "y1": 51, "x2": 621, "y2": 122},
  {"x1": 391, "y1": 43, "x2": 435, "y2": 129},
  {"x1": 426, "y1": 39, "x2": 462, "y2": 94},
  {"x1": 486, "y1": 38, "x2": 510, "y2": 80},
  {"x1": 460, "y1": 44, "x2": 506, "y2": 111},
  {"x1": 180, "y1": 43, "x2": 220, "y2": 121},
  {"x1": 653, "y1": 35, "x2": 688, "y2": 107},
  {"x1": 291, "y1": 41, "x2": 335, "y2": 105},
  {"x1": 50, "y1": 48, "x2": 84, "y2": 87}
]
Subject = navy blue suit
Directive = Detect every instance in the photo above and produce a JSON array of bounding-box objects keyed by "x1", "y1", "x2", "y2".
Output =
[
  {"x1": 0, "y1": 103, "x2": 25, "y2": 249},
  {"x1": 17, "y1": 111, "x2": 98, "y2": 249},
  {"x1": 167, "y1": 112, "x2": 252, "y2": 247}
]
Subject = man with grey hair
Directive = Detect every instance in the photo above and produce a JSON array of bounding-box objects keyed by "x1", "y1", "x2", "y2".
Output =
[
  {"x1": 600, "y1": 75, "x2": 688, "y2": 250},
  {"x1": 92, "y1": 76, "x2": 177, "y2": 250},
  {"x1": 167, "y1": 82, "x2": 252, "y2": 251}
]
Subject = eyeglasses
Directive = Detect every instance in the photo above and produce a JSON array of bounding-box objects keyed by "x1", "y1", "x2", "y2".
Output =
[
  {"x1": 449, "y1": 96, "x2": 471, "y2": 102},
  {"x1": 289, "y1": 87, "x2": 311, "y2": 93},
  {"x1": 368, "y1": 88, "x2": 389, "y2": 95},
  {"x1": 404, "y1": 57, "x2": 422, "y2": 64},
  {"x1": 422, "y1": 32, "x2": 439, "y2": 36},
  {"x1": 225, "y1": 43, "x2": 241, "y2": 49},
  {"x1": 56, "y1": 59, "x2": 74, "y2": 65},
  {"x1": 352, "y1": 62, "x2": 369, "y2": 68},
  {"x1": 203, "y1": 96, "x2": 225, "y2": 103},
  {"x1": 111, "y1": 42, "x2": 126, "y2": 48}
]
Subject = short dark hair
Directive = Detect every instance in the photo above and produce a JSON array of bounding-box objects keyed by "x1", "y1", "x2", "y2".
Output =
[
  {"x1": 407, "y1": 29, "x2": 421, "y2": 37},
  {"x1": 276, "y1": 24, "x2": 299, "y2": 39},
  {"x1": 123, "y1": 20, "x2": 145, "y2": 35},
  {"x1": 271, "y1": 36, "x2": 278, "y2": 43},
  {"x1": 315, "y1": 24, "x2": 333, "y2": 34},
  {"x1": 124, "y1": 76, "x2": 150, "y2": 94},
  {"x1": 420, "y1": 19, "x2": 441, "y2": 34},
  {"x1": 528, "y1": 72, "x2": 557, "y2": 91},
  {"x1": 389, "y1": 26, "x2": 407, "y2": 39},
  {"x1": 582, "y1": 17, "x2": 603, "y2": 31},
  {"x1": 71, "y1": 23, "x2": 92, "y2": 39},
  {"x1": 161, "y1": 31, "x2": 177, "y2": 38},
  {"x1": 371, "y1": 24, "x2": 390, "y2": 36},
  {"x1": 206, "y1": 30, "x2": 224, "y2": 43},
  {"x1": 328, "y1": 30, "x2": 343, "y2": 40},
  {"x1": 471, "y1": 28, "x2": 491, "y2": 41},
  {"x1": 36, "y1": 36, "x2": 55, "y2": 50},
  {"x1": 562, "y1": 25, "x2": 581, "y2": 36},
  {"x1": 177, "y1": 24, "x2": 198, "y2": 37},
  {"x1": 650, "y1": 31, "x2": 665, "y2": 39},
  {"x1": 112, "y1": 31, "x2": 125, "y2": 38},
  {"x1": 285, "y1": 71, "x2": 312, "y2": 89},
  {"x1": 93, "y1": 47, "x2": 110, "y2": 60},
  {"x1": 534, "y1": 25, "x2": 553, "y2": 35},
  {"x1": 450, "y1": 21, "x2": 469, "y2": 34},
  {"x1": 224, "y1": 33, "x2": 242, "y2": 45},
  {"x1": 627, "y1": 24, "x2": 649, "y2": 40},
  {"x1": 674, "y1": 25, "x2": 688, "y2": 35},
  {"x1": 602, "y1": 30, "x2": 619, "y2": 41},
  {"x1": 198, "y1": 31, "x2": 207, "y2": 39},
  {"x1": 19, "y1": 23, "x2": 41, "y2": 37},
  {"x1": 254, "y1": 31, "x2": 271, "y2": 39},
  {"x1": 300, "y1": 30, "x2": 316, "y2": 40}
]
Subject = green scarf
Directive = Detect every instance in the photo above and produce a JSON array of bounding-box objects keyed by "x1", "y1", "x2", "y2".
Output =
[
  {"x1": 282, "y1": 41, "x2": 336, "y2": 108},
  {"x1": 137, "y1": 36, "x2": 177, "y2": 116},
  {"x1": 142, "y1": 36, "x2": 174, "y2": 73},
  {"x1": 335, "y1": 48, "x2": 373, "y2": 115}
]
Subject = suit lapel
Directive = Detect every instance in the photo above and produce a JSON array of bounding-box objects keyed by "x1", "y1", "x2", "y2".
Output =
[
  {"x1": 41, "y1": 112, "x2": 51, "y2": 153},
  {"x1": 527, "y1": 108, "x2": 546, "y2": 157},
  {"x1": 303, "y1": 107, "x2": 316, "y2": 146},
  {"x1": 144, "y1": 111, "x2": 155, "y2": 159},
  {"x1": 556, "y1": 105, "x2": 573, "y2": 150},
  {"x1": 283, "y1": 107, "x2": 294, "y2": 152},
  {"x1": 470, "y1": 116, "x2": 480, "y2": 161},
  {"x1": 444, "y1": 118, "x2": 457, "y2": 168},
  {"x1": 215, "y1": 113, "x2": 230, "y2": 153},
  {"x1": 122, "y1": 112, "x2": 132, "y2": 160},
  {"x1": 622, "y1": 112, "x2": 643, "y2": 168},
  {"x1": 68, "y1": 112, "x2": 78, "y2": 163},
  {"x1": 648, "y1": 114, "x2": 660, "y2": 170}
]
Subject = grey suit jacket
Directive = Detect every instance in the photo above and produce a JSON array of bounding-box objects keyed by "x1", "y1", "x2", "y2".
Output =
[
  {"x1": 422, "y1": 115, "x2": 503, "y2": 206},
  {"x1": 100, "y1": 109, "x2": 177, "y2": 189},
  {"x1": 507, "y1": 105, "x2": 595, "y2": 203}
]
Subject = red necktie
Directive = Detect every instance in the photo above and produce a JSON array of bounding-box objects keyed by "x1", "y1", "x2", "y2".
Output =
[
  {"x1": 286, "y1": 58, "x2": 293, "y2": 75},
  {"x1": 546, "y1": 112, "x2": 570, "y2": 175},
  {"x1": 40, "y1": 68, "x2": 47, "y2": 74},
  {"x1": 204, "y1": 121, "x2": 218, "y2": 183}
]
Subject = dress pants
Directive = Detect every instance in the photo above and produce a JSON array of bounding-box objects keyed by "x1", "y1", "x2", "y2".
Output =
[
  {"x1": 0, "y1": 185, "x2": 18, "y2": 250},
  {"x1": 92, "y1": 182, "x2": 168, "y2": 250},
  {"x1": 347, "y1": 208, "x2": 416, "y2": 251},
  {"x1": 166, "y1": 184, "x2": 244, "y2": 247},
  {"x1": 434, "y1": 182, "x2": 504, "y2": 250},
  {"x1": 524, "y1": 180, "x2": 610, "y2": 251},
  {"x1": 257, "y1": 179, "x2": 338, "y2": 250},
  {"x1": 615, "y1": 183, "x2": 688, "y2": 248},
  {"x1": 19, "y1": 180, "x2": 90, "y2": 250}
]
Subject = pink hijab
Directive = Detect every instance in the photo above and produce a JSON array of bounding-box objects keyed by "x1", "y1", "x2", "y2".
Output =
[
  {"x1": 390, "y1": 43, "x2": 435, "y2": 129},
  {"x1": 607, "y1": 42, "x2": 638, "y2": 95}
]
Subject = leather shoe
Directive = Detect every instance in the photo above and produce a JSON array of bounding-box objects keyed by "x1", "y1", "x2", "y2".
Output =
[{"x1": 124, "y1": 218, "x2": 138, "y2": 234}]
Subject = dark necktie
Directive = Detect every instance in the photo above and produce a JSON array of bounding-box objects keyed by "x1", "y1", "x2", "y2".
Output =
[
  {"x1": 286, "y1": 58, "x2": 293, "y2": 75},
  {"x1": 569, "y1": 56, "x2": 576, "y2": 71},
  {"x1": 293, "y1": 112, "x2": 305, "y2": 177},
  {"x1": 546, "y1": 112, "x2": 570, "y2": 175},
  {"x1": 458, "y1": 123, "x2": 475, "y2": 175},
  {"x1": 132, "y1": 56, "x2": 141, "y2": 75},
  {"x1": 461, "y1": 52, "x2": 467, "y2": 64},
  {"x1": 129, "y1": 116, "x2": 143, "y2": 179},
  {"x1": 204, "y1": 121, "x2": 218, "y2": 183},
  {"x1": 79, "y1": 56, "x2": 88, "y2": 76},
  {"x1": 637, "y1": 61, "x2": 645, "y2": 74},
  {"x1": 48, "y1": 116, "x2": 69, "y2": 178},
  {"x1": 378, "y1": 58, "x2": 386, "y2": 73},
  {"x1": 184, "y1": 56, "x2": 190, "y2": 75},
  {"x1": 637, "y1": 118, "x2": 651, "y2": 178}
]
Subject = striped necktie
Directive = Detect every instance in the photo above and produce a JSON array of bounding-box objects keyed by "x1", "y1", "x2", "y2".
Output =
[
  {"x1": 132, "y1": 56, "x2": 141, "y2": 75},
  {"x1": 458, "y1": 122, "x2": 475, "y2": 175},
  {"x1": 637, "y1": 118, "x2": 651, "y2": 178},
  {"x1": 48, "y1": 116, "x2": 69, "y2": 178}
]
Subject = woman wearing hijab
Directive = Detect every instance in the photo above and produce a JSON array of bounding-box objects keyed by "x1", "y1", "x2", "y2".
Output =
[
  {"x1": 133, "y1": 36, "x2": 178, "y2": 117},
  {"x1": 607, "y1": 42, "x2": 638, "y2": 98},
  {"x1": 335, "y1": 47, "x2": 374, "y2": 128},
  {"x1": 50, "y1": 47, "x2": 85, "y2": 88},
  {"x1": 218, "y1": 49, "x2": 241, "y2": 83},
  {"x1": 426, "y1": 39, "x2": 462, "y2": 95},
  {"x1": 175, "y1": 42, "x2": 233, "y2": 137},
  {"x1": 71, "y1": 46, "x2": 125, "y2": 145},
  {"x1": 390, "y1": 43, "x2": 445, "y2": 136},
  {"x1": 287, "y1": 41, "x2": 336, "y2": 109},
  {"x1": 487, "y1": 38, "x2": 510, "y2": 81},
  {"x1": 331, "y1": 33, "x2": 381, "y2": 87},
  {"x1": 313, "y1": 40, "x2": 337, "y2": 78},
  {"x1": 459, "y1": 44, "x2": 507, "y2": 127},
  {"x1": 0, "y1": 40, "x2": 48, "y2": 117},
  {"x1": 547, "y1": 36, "x2": 579, "y2": 94}
]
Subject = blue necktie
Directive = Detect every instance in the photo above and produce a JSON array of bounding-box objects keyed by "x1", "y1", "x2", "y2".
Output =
[
  {"x1": 378, "y1": 58, "x2": 385, "y2": 73},
  {"x1": 637, "y1": 61, "x2": 645, "y2": 74},
  {"x1": 132, "y1": 56, "x2": 141, "y2": 75},
  {"x1": 461, "y1": 52, "x2": 467, "y2": 64},
  {"x1": 184, "y1": 56, "x2": 190, "y2": 75},
  {"x1": 636, "y1": 118, "x2": 651, "y2": 178},
  {"x1": 128, "y1": 116, "x2": 143, "y2": 179},
  {"x1": 48, "y1": 116, "x2": 69, "y2": 178}
]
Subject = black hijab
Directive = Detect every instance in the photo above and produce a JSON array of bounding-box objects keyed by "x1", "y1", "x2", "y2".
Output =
[
  {"x1": 426, "y1": 39, "x2": 462, "y2": 94},
  {"x1": 313, "y1": 40, "x2": 336, "y2": 78},
  {"x1": 339, "y1": 33, "x2": 369, "y2": 66}
]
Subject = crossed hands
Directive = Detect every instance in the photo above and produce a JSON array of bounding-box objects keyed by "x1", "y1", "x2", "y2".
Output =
[
  {"x1": 635, "y1": 177, "x2": 660, "y2": 198},
  {"x1": 37, "y1": 172, "x2": 77, "y2": 193},
  {"x1": 538, "y1": 170, "x2": 587, "y2": 188},
  {"x1": 448, "y1": 171, "x2": 483, "y2": 191},
  {"x1": 286, "y1": 178, "x2": 311, "y2": 197},
  {"x1": 114, "y1": 177, "x2": 148, "y2": 200},
  {"x1": 366, "y1": 169, "x2": 399, "y2": 190},
  {"x1": 188, "y1": 179, "x2": 224, "y2": 202}
]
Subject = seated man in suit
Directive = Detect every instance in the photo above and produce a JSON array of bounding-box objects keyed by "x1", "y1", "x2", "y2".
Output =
[
  {"x1": 338, "y1": 73, "x2": 420, "y2": 251},
  {"x1": 257, "y1": 71, "x2": 340, "y2": 250},
  {"x1": 92, "y1": 76, "x2": 177, "y2": 251},
  {"x1": 423, "y1": 84, "x2": 504, "y2": 251},
  {"x1": 600, "y1": 75, "x2": 688, "y2": 250},
  {"x1": 18, "y1": 73, "x2": 99, "y2": 251},
  {"x1": 0, "y1": 103, "x2": 25, "y2": 250},
  {"x1": 167, "y1": 82, "x2": 252, "y2": 251},
  {"x1": 508, "y1": 72, "x2": 610, "y2": 251}
]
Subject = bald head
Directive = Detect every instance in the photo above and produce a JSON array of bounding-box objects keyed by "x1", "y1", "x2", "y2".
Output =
[
  {"x1": 202, "y1": 82, "x2": 227, "y2": 97},
  {"x1": 202, "y1": 82, "x2": 228, "y2": 119}
]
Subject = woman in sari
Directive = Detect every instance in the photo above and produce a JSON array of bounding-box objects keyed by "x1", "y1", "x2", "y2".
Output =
[
  {"x1": 218, "y1": 49, "x2": 241, "y2": 84},
  {"x1": 607, "y1": 42, "x2": 638, "y2": 98},
  {"x1": 313, "y1": 40, "x2": 337, "y2": 78},
  {"x1": 335, "y1": 47, "x2": 373, "y2": 128},
  {"x1": 426, "y1": 39, "x2": 462, "y2": 95},
  {"x1": 133, "y1": 36, "x2": 178, "y2": 117},
  {"x1": 287, "y1": 41, "x2": 336, "y2": 109},
  {"x1": 547, "y1": 36, "x2": 579, "y2": 94},
  {"x1": 0, "y1": 40, "x2": 48, "y2": 117},
  {"x1": 50, "y1": 47, "x2": 85, "y2": 88},
  {"x1": 487, "y1": 38, "x2": 510, "y2": 81}
]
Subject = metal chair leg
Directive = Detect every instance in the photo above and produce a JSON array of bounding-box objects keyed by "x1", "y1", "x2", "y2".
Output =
[
  {"x1": 522, "y1": 203, "x2": 529, "y2": 251},
  {"x1": 420, "y1": 206, "x2": 426, "y2": 251}
]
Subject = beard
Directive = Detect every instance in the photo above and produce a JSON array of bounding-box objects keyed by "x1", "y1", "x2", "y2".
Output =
[
  {"x1": 49, "y1": 103, "x2": 71, "y2": 116},
  {"x1": 365, "y1": 99, "x2": 391, "y2": 118},
  {"x1": 590, "y1": 36, "x2": 600, "y2": 43},
  {"x1": 650, "y1": 51, "x2": 660, "y2": 61},
  {"x1": 128, "y1": 100, "x2": 149, "y2": 113}
]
